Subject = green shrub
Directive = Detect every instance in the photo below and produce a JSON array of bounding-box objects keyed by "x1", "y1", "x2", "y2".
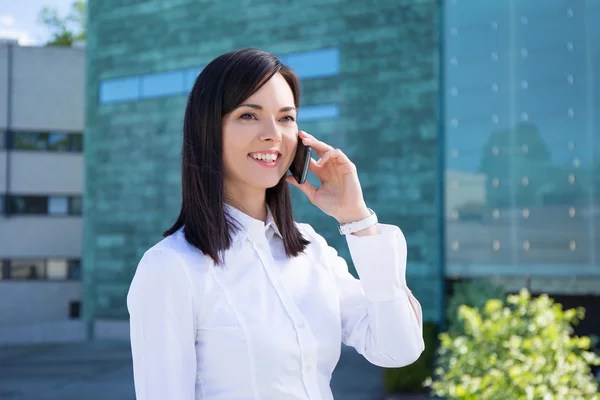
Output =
[
  {"x1": 446, "y1": 279, "x2": 506, "y2": 333},
  {"x1": 383, "y1": 321, "x2": 438, "y2": 393},
  {"x1": 427, "y1": 289, "x2": 600, "y2": 399}
]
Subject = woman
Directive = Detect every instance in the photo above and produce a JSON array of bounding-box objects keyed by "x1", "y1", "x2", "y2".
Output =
[{"x1": 127, "y1": 48, "x2": 424, "y2": 400}]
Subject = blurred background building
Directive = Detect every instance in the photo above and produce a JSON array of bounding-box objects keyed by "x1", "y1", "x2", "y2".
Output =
[
  {"x1": 0, "y1": 39, "x2": 85, "y2": 342},
  {"x1": 82, "y1": 0, "x2": 600, "y2": 339},
  {"x1": 0, "y1": 0, "x2": 598, "y2": 342}
]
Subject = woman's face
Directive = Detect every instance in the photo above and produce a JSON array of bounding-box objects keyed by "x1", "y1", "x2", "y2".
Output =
[{"x1": 222, "y1": 72, "x2": 298, "y2": 198}]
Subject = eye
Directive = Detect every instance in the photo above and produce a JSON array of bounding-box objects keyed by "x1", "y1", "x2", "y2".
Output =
[
  {"x1": 280, "y1": 115, "x2": 296, "y2": 122},
  {"x1": 240, "y1": 113, "x2": 258, "y2": 120}
]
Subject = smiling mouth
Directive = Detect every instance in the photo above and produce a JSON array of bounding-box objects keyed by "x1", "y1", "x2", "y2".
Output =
[{"x1": 248, "y1": 153, "x2": 281, "y2": 167}]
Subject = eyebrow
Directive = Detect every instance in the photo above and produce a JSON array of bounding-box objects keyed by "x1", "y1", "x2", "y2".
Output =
[{"x1": 239, "y1": 103, "x2": 297, "y2": 112}]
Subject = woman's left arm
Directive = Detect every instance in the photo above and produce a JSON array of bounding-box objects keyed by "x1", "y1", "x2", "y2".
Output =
[
  {"x1": 307, "y1": 223, "x2": 424, "y2": 368},
  {"x1": 343, "y1": 223, "x2": 424, "y2": 367},
  {"x1": 287, "y1": 131, "x2": 424, "y2": 367}
]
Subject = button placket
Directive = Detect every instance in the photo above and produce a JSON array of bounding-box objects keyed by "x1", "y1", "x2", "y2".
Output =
[{"x1": 251, "y1": 240, "x2": 320, "y2": 397}]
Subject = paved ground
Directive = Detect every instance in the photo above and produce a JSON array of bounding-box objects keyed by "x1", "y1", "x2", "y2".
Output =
[{"x1": 0, "y1": 340, "x2": 426, "y2": 400}]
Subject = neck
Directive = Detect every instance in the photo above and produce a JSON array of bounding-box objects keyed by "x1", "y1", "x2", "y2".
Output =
[{"x1": 225, "y1": 187, "x2": 268, "y2": 222}]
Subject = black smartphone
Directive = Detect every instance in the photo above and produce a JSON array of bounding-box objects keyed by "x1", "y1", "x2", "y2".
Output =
[{"x1": 289, "y1": 138, "x2": 312, "y2": 184}]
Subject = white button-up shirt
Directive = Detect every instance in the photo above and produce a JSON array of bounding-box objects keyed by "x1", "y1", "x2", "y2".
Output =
[{"x1": 127, "y1": 205, "x2": 424, "y2": 400}]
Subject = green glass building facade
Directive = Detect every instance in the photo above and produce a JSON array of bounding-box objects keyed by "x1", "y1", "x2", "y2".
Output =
[{"x1": 84, "y1": 0, "x2": 600, "y2": 334}]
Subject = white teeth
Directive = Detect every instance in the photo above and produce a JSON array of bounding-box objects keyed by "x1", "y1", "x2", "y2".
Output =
[{"x1": 251, "y1": 153, "x2": 278, "y2": 162}]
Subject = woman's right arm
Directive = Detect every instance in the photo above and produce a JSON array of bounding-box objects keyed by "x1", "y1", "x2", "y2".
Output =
[{"x1": 127, "y1": 248, "x2": 197, "y2": 400}]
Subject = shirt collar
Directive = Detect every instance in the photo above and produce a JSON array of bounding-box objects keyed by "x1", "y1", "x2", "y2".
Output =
[{"x1": 225, "y1": 203, "x2": 282, "y2": 245}]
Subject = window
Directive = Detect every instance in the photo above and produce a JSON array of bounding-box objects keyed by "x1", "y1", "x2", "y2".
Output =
[
  {"x1": 444, "y1": 2, "x2": 600, "y2": 274},
  {"x1": 68, "y1": 259, "x2": 81, "y2": 280},
  {"x1": 7, "y1": 196, "x2": 47, "y2": 215},
  {"x1": 99, "y1": 76, "x2": 140, "y2": 103},
  {"x1": 99, "y1": 48, "x2": 341, "y2": 104},
  {"x1": 0, "y1": 131, "x2": 5, "y2": 149},
  {"x1": 184, "y1": 67, "x2": 203, "y2": 91},
  {"x1": 9, "y1": 260, "x2": 46, "y2": 280},
  {"x1": 69, "y1": 196, "x2": 83, "y2": 215},
  {"x1": 69, "y1": 134, "x2": 84, "y2": 152},
  {"x1": 48, "y1": 132, "x2": 69, "y2": 151},
  {"x1": 0, "y1": 195, "x2": 4, "y2": 214},
  {"x1": 5, "y1": 195, "x2": 82, "y2": 216},
  {"x1": 12, "y1": 132, "x2": 49, "y2": 150},
  {"x1": 280, "y1": 48, "x2": 340, "y2": 79},
  {"x1": 141, "y1": 70, "x2": 185, "y2": 98},
  {"x1": 9, "y1": 131, "x2": 83, "y2": 152},
  {"x1": 298, "y1": 104, "x2": 340, "y2": 122},
  {"x1": 48, "y1": 196, "x2": 69, "y2": 215},
  {"x1": 0, "y1": 259, "x2": 81, "y2": 281},
  {"x1": 46, "y1": 259, "x2": 69, "y2": 280},
  {"x1": 0, "y1": 260, "x2": 9, "y2": 279}
]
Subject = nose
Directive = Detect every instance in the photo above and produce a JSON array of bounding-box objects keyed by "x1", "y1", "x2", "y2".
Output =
[{"x1": 259, "y1": 118, "x2": 282, "y2": 143}]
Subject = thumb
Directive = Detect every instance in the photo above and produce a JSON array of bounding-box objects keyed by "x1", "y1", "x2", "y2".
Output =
[{"x1": 285, "y1": 175, "x2": 317, "y2": 203}]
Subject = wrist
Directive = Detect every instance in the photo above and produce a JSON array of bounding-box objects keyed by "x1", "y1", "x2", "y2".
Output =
[{"x1": 335, "y1": 206, "x2": 371, "y2": 225}]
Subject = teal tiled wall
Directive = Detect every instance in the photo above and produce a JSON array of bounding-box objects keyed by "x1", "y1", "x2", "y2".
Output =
[{"x1": 84, "y1": 0, "x2": 442, "y2": 326}]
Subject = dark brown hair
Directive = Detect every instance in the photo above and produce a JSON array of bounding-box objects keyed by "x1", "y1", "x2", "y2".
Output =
[{"x1": 163, "y1": 48, "x2": 309, "y2": 265}]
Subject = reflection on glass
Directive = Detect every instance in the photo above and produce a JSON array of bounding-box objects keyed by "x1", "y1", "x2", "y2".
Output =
[
  {"x1": 69, "y1": 134, "x2": 84, "y2": 152},
  {"x1": 444, "y1": 1, "x2": 599, "y2": 273},
  {"x1": 48, "y1": 132, "x2": 69, "y2": 151},
  {"x1": 48, "y1": 197, "x2": 69, "y2": 215},
  {"x1": 69, "y1": 197, "x2": 83, "y2": 215},
  {"x1": 68, "y1": 260, "x2": 81, "y2": 280},
  {"x1": 13, "y1": 132, "x2": 48, "y2": 150},
  {"x1": 47, "y1": 259, "x2": 68, "y2": 280},
  {"x1": 10, "y1": 260, "x2": 46, "y2": 280},
  {"x1": 8, "y1": 196, "x2": 48, "y2": 214}
]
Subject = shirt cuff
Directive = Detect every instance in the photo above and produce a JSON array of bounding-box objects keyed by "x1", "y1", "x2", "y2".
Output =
[{"x1": 346, "y1": 223, "x2": 409, "y2": 302}]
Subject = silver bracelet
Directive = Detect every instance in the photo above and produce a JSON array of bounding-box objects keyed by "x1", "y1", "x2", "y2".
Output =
[{"x1": 337, "y1": 209, "x2": 378, "y2": 235}]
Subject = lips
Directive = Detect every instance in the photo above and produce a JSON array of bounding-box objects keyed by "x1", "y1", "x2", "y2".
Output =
[{"x1": 248, "y1": 151, "x2": 281, "y2": 168}]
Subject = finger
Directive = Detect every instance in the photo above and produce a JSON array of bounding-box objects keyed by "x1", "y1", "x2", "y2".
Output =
[
  {"x1": 317, "y1": 148, "x2": 351, "y2": 166},
  {"x1": 285, "y1": 175, "x2": 318, "y2": 203},
  {"x1": 300, "y1": 134, "x2": 333, "y2": 159}
]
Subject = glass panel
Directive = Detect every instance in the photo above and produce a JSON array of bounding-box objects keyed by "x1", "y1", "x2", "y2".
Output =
[
  {"x1": 46, "y1": 259, "x2": 68, "y2": 280},
  {"x1": 444, "y1": 1, "x2": 599, "y2": 273},
  {"x1": 10, "y1": 260, "x2": 45, "y2": 280},
  {"x1": 281, "y1": 48, "x2": 340, "y2": 79},
  {"x1": 0, "y1": 196, "x2": 4, "y2": 214},
  {"x1": 99, "y1": 76, "x2": 140, "y2": 104},
  {"x1": 0, "y1": 131, "x2": 4, "y2": 149},
  {"x1": 298, "y1": 104, "x2": 339, "y2": 122},
  {"x1": 48, "y1": 196, "x2": 68, "y2": 215},
  {"x1": 8, "y1": 196, "x2": 47, "y2": 214},
  {"x1": 12, "y1": 132, "x2": 49, "y2": 150},
  {"x1": 69, "y1": 134, "x2": 84, "y2": 152},
  {"x1": 140, "y1": 70, "x2": 185, "y2": 98},
  {"x1": 47, "y1": 132, "x2": 69, "y2": 151},
  {"x1": 69, "y1": 196, "x2": 83, "y2": 215},
  {"x1": 68, "y1": 259, "x2": 81, "y2": 280}
]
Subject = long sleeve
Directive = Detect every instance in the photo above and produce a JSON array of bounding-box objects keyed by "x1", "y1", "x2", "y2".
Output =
[
  {"x1": 317, "y1": 223, "x2": 424, "y2": 368},
  {"x1": 127, "y1": 248, "x2": 197, "y2": 400}
]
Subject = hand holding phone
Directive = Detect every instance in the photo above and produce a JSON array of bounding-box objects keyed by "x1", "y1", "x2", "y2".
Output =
[{"x1": 288, "y1": 136, "x2": 312, "y2": 184}]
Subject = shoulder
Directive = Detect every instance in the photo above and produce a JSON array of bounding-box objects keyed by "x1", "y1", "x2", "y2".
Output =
[
  {"x1": 134, "y1": 229, "x2": 212, "y2": 284},
  {"x1": 295, "y1": 222, "x2": 323, "y2": 243},
  {"x1": 295, "y1": 222, "x2": 334, "y2": 256}
]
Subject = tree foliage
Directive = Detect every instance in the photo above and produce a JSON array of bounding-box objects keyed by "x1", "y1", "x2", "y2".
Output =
[
  {"x1": 427, "y1": 289, "x2": 600, "y2": 399},
  {"x1": 37, "y1": 0, "x2": 87, "y2": 46}
]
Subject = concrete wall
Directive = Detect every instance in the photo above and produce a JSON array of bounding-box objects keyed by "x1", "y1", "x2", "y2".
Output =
[
  {"x1": 0, "y1": 281, "x2": 81, "y2": 325},
  {"x1": 9, "y1": 152, "x2": 84, "y2": 194},
  {"x1": 0, "y1": 45, "x2": 8, "y2": 128},
  {"x1": 0, "y1": 217, "x2": 82, "y2": 257},
  {"x1": 3, "y1": 44, "x2": 85, "y2": 131}
]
